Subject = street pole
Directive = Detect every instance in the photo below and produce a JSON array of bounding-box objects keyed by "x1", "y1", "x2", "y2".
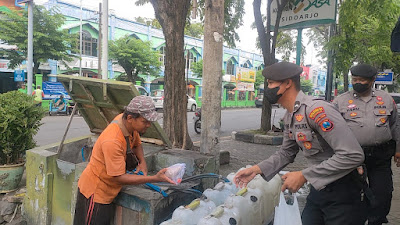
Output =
[
  {"x1": 200, "y1": 0, "x2": 224, "y2": 162},
  {"x1": 186, "y1": 49, "x2": 189, "y2": 94},
  {"x1": 79, "y1": 0, "x2": 82, "y2": 77},
  {"x1": 101, "y1": 0, "x2": 108, "y2": 80},
  {"x1": 296, "y1": 28, "x2": 303, "y2": 66},
  {"x1": 98, "y1": 3, "x2": 102, "y2": 77},
  {"x1": 27, "y1": 0, "x2": 33, "y2": 95},
  {"x1": 326, "y1": 23, "x2": 336, "y2": 101}
]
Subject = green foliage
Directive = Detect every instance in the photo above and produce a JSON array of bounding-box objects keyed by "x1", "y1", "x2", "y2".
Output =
[
  {"x1": 0, "y1": 91, "x2": 45, "y2": 165},
  {"x1": 255, "y1": 70, "x2": 264, "y2": 88},
  {"x1": 191, "y1": 59, "x2": 203, "y2": 77},
  {"x1": 184, "y1": 22, "x2": 204, "y2": 38},
  {"x1": 327, "y1": 0, "x2": 400, "y2": 81},
  {"x1": 300, "y1": 77, "x2": 314, "y2": 94},
  {"x1": 305, "y1": 26, "x2": 329, "y2": 64},
  {"x1": 134, "y1": 16, "x2": 162, "y2": 28},
  {"x1": 136, "y1": 0, "x2": 245, "y2": 47},
  {"x1": 109, "y1": 36, "x2": 161, "y2": 83},
  {"x1": 0, "y1": 5, "x2": 77, "y2": 74}
]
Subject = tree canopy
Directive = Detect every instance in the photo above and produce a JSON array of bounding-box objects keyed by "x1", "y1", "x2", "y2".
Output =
[
  {"x1": 135, "y1": 0, "x2": 244, "y2": 47},
  {"x1": 0, "y1": 5, "x2": 77, "y2": 74},
  {"x1": 327, "y1": 0, "x2": 400, "y2": 89},
  {"x1": 109, "y1": 36, "x2": 161, "y2": 83}
]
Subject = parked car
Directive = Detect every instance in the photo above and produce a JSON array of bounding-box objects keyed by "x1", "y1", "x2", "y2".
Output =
[
  {"x1": 135, "y1": 85, "x2": 149, "y2": 96},
  {"x1": 390, "y1": 93, "x2": 400, "y2": 116},
  {"x1": 151, "y1": 89, "x2": 197, "y2": 111}
]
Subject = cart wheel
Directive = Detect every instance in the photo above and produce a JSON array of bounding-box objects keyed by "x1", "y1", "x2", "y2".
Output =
[{"x1": 48, "y1": 111, "x2": 52, "y2": 116}]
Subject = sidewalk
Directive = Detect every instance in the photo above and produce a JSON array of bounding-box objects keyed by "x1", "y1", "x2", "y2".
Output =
[{"x1": 216, "y1": 138, "x2": 400, "y2": 225}]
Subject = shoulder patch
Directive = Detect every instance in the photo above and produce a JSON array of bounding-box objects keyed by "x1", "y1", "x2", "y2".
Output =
[
  {"x1": 319, "y1": 118, "x2": 334, "y2": 132},
  {"x1": 315, "y1": 114, "x2": 327, "y2": 123},
  {"x1": 303, "y1": 141, "x2": 312, "y2": 150},
  {"x1": 309, "y1": 107, "x2": 325, "y2": 120},
  {"x1": 295, "y1": 114, "x2": 304, "y2": 122},
  {"x1": 348, "y1": 99, "x2": 354, "y2": 104}
]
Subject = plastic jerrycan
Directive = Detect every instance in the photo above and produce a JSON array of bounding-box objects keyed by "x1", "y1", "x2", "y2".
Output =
[
  {"x1": 203, "y1": 182, "x2": 238, "y2": 206},
  {"x1": 160, "y1": 198, "x2": 216, "y2": 225},
  {"x1": 220, "y1": 188, "x2": 253, "y2": 225},
  {"x1": 197, "y1": 206, "x2": 225, "y2": 225}
]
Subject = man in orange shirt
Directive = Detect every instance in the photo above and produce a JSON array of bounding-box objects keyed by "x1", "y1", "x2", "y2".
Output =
[{"x1": 74, "y1": 96, "x2": 174, "y2": 225}]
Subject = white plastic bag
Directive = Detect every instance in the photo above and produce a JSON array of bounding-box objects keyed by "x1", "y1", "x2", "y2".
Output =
[
  {"x1": 165, "y1": 163, "x2": 186, "y2": 184},
  {"x1": 273, "y1": 192, "x2": 302, "y2": 225}
]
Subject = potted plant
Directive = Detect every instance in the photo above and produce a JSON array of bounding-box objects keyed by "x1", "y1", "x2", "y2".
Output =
[{"x1": 0, "y1": 91, "x2": 45, "y2": 193}]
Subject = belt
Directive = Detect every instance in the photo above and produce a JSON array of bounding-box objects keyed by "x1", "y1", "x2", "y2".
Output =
[{"x1": 362, "y1": 140, "x2": 395, "y2": 151}]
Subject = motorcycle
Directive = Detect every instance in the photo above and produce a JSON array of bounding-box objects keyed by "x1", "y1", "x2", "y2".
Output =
[{"x1": 193, "y1": 108, "x2": 201, "y2": 134}]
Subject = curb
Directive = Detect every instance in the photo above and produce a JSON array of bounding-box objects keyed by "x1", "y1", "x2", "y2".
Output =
[{"x1": 231, "y1": 130, "x2": 283, "y2": 145}]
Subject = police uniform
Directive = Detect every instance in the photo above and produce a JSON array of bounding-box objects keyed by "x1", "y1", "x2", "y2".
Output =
[
  {"x1": 258, "y1": 62, "x2": 367, "y2": 225},
  {"x1": 333, "y1": 64, "x2": 400, "y2": 225}
]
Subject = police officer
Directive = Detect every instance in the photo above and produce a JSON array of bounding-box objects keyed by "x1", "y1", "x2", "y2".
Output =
[
  {"x1": 234, "y1": 62, "x2": 367, "y2": 225},
  {"x1": 333, "y1": 64, "x2": 400, "y2": 225}
]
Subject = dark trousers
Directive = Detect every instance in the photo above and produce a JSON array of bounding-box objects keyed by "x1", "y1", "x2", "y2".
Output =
[
  {"x1": 73, "y1": 189, "x2": 115, "y2": 225},
  {"x1": 364, "y1": 144, "x2": 395, "y2": 225},
  {"x1": 302, "y1": 173, "x2": 367, "y2": 225}
]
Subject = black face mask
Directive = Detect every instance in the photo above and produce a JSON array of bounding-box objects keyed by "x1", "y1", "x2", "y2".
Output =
[
  {"x1": 353, "y1": 83, "x2": 370, "y2": 93},
  {"x1": 265, "y1": 83, "x2": 283, "y2": 104}
]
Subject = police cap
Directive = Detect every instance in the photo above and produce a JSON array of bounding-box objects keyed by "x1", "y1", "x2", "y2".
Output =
[
  {"x1": 262, "y1": 62, "x2": 303, "y2": 81},
  {"x1": 350, "y1": 64, "x2": 377, "y2": 78}
]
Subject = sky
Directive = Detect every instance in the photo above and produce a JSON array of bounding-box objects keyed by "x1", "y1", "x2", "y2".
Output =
[{"x1": 34, "y1": 0, "x2": 320, "y2": 66}]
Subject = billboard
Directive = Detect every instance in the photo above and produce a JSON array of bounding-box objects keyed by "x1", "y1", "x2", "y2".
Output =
[
  {"x1": 375, "y1": 72, "x2": 394, "y2": 85},
  {"x1": 236, "y1": 67, "x2": 256, "y2": 83},
  {"x1": 42, "y1": 81, "x2": 71, "y2": 100},
  {"x1": 270, "y1": 0, "x2": 337, "y2": 30},
  {"x1": 237, "y1": 82, "x2": 255, "y2": 92}
]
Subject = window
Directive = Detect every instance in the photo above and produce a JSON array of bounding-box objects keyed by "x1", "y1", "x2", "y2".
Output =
[
  {"x1": 185, "y1": 50, "x2": 195, "y2": 69},
  {"x1": 159, "y1": 46, "x2": 166, "y2": 66},
  {"x1": 243, "y1": 62, "x2": 249, "y2": 68},
  {"x1": 226, "y1": 60, "x2": 235, "y2": 75},
  {"x1": 81, "y1": 31, "x2": 98, "y2": 57}
]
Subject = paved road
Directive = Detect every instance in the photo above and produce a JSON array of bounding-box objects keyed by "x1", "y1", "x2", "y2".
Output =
[{"x1": 34, "y1": 107, "x2": 286, "y2": 146}]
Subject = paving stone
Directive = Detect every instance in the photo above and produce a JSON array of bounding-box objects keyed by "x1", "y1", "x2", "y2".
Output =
[{"x1": 0, "y1": 201, "x2": 16, "y2": 216}]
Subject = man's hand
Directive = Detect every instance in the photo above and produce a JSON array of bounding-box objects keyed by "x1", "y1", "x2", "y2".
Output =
[
  {"x1": 135, "y1": 161, "x2": 148, "y2": 176},
  {"x1": 155, "y1": 168, "x2": 175, "y2": 184},
  {"x1": 394, "y1": 153, "x2": 400, "y2": 167},
  {"x1": 281, "y1": 171, "x2": 307, "y2": 192},
  {"x1": 233, "y1": 165, "x2": 261, "y2": 188}
]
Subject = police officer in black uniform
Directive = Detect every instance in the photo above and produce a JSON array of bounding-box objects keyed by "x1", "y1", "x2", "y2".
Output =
[
  {"x1": 333, "y1": 64, "x2": 400, "y2": 225},
  {"x1": 235, "y1": 62, "x2": 367, "y2": 225}
]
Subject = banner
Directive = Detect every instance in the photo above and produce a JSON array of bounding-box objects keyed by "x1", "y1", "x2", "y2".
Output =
[
  {"x1": 237, "y1": 82, "x2": 255, "y2": 92},
  {"x1": 236, "y1": 67, "x2": 256, "y2": 83},
  {"x1": 271, "y1": 0, "x2": 337, "y2": 30},
  {"x1": 42, "y1": 81, "x2": 70, "y2": 100}
]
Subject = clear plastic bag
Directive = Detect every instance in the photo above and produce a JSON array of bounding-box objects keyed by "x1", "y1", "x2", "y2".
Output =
[
  {"x1": 273, "y1": 192, "x2": 302, "y2": 225},
  {"x1": 165, "y1": 163, "x2": 186, "y2": 184}
]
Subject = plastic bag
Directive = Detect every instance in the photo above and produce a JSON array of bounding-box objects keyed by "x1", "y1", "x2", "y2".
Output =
[
  {"x1": 165, "y1": 163, "x2": 186, "y2": 184},
  {"x1": 273, "y1": 192, "x2": 302, "y2": 225}
]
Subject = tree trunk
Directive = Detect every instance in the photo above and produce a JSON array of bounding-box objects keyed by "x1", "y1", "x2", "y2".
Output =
[
  {"x1": 253, "y1": 0, "x2": 287, "y2": 132},
  {"x1": 344, "y1": 69, "x2": 349, "y2": 92},
  {"x1": 200, "y1": 0, "x2": 224, "y2": 161},
  {"x1": 150, "y1": 0, "x2": 193, "y2": 149},
  {"x1": 33, "y1": 60, "x2": 40, "y2": 76}
]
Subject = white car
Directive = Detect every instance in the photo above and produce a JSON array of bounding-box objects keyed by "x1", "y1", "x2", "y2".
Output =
[{"x1": 151, "y1": 89, "x2": 197, "y2": 111}]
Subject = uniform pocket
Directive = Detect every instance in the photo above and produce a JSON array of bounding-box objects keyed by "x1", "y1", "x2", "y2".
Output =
[
  {"x1": 295, "y1": 130, "x2": 321, "y2": 156},
  {"x1": 373, "y1": 109, "x2": 390, "y2": 127},
  {"x1": 342, "y1": 110, "x2": 363, "y2": 127}
]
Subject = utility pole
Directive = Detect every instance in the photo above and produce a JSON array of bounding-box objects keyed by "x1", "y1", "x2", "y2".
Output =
[
  {"x1": 326, "y1": 23, "x2": 336, "y2": 101},
  {"x1": 101, "y1": 0, "x2": 108, "y2": 80},
  {"x1": 186, "y1": 49, "x2": 189, "y2": 94},
  {"x1": 79, "y1": 0, "x2": 82, "y2": 77},
  {"x1": 27, "y1": 0, "x2": 33, "y2": 95},
  {"x1": 200, "y1": 0, "x2": 224, "y2": 168},
  {"x1": 98, "y1": 3, "x2": 102, "y2": 77}
]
